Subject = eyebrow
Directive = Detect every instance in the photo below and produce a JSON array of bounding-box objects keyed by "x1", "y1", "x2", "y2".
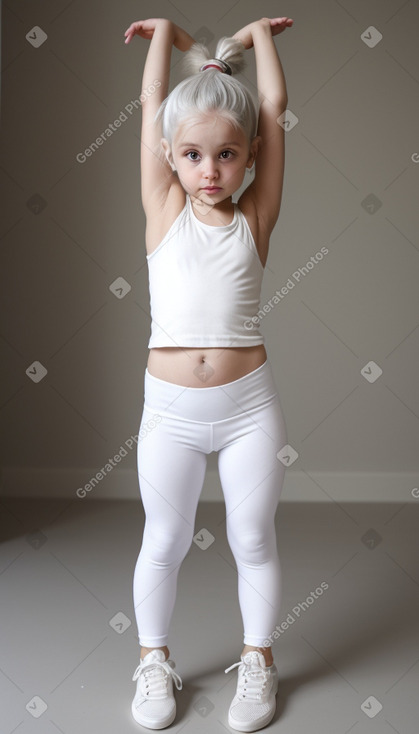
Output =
[{"x1": 178, "y1": 142, "x2": 241, "y2": 148}]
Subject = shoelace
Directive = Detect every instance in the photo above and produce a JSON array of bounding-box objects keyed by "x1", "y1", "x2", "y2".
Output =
[
  {"x1": 132, "y1": 659, "x2": 183, "y2": 699},
  {"x1": 224, "y1": 654, "x2": 269, "y2": 701}
]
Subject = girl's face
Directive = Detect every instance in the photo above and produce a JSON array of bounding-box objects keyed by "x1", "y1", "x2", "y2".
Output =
[{"x1": 162, "y1": 114, "x2": 259, "y2": 203}]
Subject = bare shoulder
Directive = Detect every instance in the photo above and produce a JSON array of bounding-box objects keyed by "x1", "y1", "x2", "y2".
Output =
[
  {"x1": 237, "y1": 189, "x2": 271, "y2": 269},
  {"x1": 144, "y1": 179, "x2": 186, "y2": 257}
]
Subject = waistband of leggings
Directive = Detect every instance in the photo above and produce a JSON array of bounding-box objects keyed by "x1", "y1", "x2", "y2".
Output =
[{"x1": 143, "y1": 359, "x2": 278, "y2": 423}]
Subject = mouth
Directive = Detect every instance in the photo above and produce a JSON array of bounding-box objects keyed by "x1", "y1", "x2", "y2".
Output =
[{"x1": 202, "y1": 187, "x2": 221, "y2": 192}]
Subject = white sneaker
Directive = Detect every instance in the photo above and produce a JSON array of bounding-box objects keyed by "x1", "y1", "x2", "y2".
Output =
[
  {"x1": 131, "y1": 649, "x2": 183, "y2": 729},
  {"x1": 224, "y1": 650, "x2": 278, "y2": 732}
]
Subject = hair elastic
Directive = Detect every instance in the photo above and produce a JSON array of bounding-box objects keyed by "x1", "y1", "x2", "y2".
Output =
[{"x1": 199, "y1": 58, "x2": 232, "y2": 75}]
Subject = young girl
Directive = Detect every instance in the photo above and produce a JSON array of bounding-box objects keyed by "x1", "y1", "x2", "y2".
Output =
[{"x1": 124, "y1": 14, "x2": 293, "y2": 732}]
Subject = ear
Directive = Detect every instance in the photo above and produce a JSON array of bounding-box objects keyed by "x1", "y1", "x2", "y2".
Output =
[
  {"x1": 247, "y1": 135, "x2": 262, "y2": 168},
  {"x1": 160, "y1": 138, "x2": 176, "y2": 171}
]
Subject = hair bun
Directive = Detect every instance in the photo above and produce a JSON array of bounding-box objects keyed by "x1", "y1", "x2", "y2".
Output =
[{"x1": 180, "y1": 37, "x2": 246, "y2": 78}]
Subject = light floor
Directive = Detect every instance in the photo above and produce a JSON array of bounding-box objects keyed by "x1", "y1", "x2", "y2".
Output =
[{"x1": 1, "y1": 497, "x2": 418, "y2": 734}]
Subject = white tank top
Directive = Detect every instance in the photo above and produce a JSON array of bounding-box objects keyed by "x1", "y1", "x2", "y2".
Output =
[{"x1": 146, "y1": 193, "x2": 265, "y2": 348}]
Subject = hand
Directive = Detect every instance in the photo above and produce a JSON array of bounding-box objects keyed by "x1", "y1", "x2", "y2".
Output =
[
  {"x1": 233, "y1": 16, "x2": 293, "y2": 49},
  {"x1": 261, "y1": 16, "x2": 294, "y2": 37},
  {"x1": 124, "y1": 18, "x2": 169, "y2": 44}
]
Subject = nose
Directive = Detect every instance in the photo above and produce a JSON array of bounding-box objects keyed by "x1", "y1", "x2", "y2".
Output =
[{"x1": 203, "y1": 157, "x2": 219, "y2": 181}]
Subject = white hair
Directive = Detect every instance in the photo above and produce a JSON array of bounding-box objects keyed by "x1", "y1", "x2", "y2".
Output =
[{"x1": 153, "y1": 37, "x2": 259, "y2": 147}]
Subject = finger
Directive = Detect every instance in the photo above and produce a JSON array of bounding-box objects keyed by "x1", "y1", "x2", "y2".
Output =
[
  {"x1": 124, "y1": 21, "x2": 143, "y2": 42},
  {"x1": 125, "y1": 21, "x2": 142, "y2": 33},
  {"x1": 272, "y1": 17, "x2": 293, "y2": 28}
]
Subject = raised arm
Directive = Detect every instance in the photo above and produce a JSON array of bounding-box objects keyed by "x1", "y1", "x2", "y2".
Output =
[
  {"x1": 233, "y1": 17, "x2": 293, "y2": 241},
  {"x1": 124, "y1": 19, "x2": 196, "y2": 216},
  {"x1": 233, "y1": 17, "x2": 291, "y2": 104}
]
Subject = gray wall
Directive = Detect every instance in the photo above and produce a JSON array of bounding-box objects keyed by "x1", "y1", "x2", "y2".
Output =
[{"x1": 1, "y1": 0, "x2": 418, "y2": 502}]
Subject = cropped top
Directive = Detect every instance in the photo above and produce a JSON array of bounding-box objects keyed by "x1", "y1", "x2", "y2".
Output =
[{"x1": 146, "y1": 193, "x2": 265, "y2": 348}]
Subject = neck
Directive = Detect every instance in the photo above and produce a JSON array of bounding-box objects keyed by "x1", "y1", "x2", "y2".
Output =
[{"x1": 190, "y1": 193, "x2": 233, "y2": 211}]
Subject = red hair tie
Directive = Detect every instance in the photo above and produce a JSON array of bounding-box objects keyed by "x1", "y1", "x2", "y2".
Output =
[{"x1": 199, "y1": 58, "x2": 232, "y2": 75}]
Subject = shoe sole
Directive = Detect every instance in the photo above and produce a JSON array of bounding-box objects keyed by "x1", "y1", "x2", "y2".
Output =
[{"x1": 131, "y1": 700, "x2": 176, "y2": 730}]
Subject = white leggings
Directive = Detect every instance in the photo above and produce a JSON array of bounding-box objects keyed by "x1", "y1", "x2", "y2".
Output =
[{"x1": 133, "y1": 359, "x2": 288, "y2": 648}]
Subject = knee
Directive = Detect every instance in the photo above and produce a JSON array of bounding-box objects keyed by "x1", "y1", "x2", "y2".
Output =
[
  {"x1": 143, "y1": 524, "x2": 193, "y2": 567},
  {"x1": 227, "y1": 524, "x2": 276, "y2": 566}
]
